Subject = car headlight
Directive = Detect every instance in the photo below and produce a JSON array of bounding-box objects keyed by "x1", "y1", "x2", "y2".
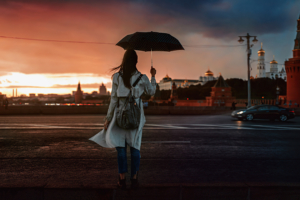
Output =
[{"x1": 237, "y1": 111, "x2": 244, "y2": 114}]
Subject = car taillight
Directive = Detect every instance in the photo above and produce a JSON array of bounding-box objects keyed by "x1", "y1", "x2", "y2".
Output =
[{"x1": 289, "y1": 110, "x2": 295, "y2": 113}]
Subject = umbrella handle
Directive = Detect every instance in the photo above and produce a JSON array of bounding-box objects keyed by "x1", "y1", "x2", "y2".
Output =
[{"x1": 151, "y1": 48, "x2": 153, "y2": 68}]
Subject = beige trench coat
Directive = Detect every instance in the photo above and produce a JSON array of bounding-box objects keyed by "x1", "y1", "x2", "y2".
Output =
[{"x1": 89, "y1": 70, "x2": 156, "y2": 151}]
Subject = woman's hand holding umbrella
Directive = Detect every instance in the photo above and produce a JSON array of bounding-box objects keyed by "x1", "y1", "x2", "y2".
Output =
[{"x1": 150, "y1": 67, "x2": 156, "y2": 77}]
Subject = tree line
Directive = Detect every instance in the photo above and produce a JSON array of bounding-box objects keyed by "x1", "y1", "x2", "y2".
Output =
[{"x1": 141, "y1": 78, "x2": 287, "y2": 100}]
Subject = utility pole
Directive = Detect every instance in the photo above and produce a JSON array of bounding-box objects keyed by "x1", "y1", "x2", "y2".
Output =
[{"x1": 238, "y1": 33, "x2": 258, "y2": 108}]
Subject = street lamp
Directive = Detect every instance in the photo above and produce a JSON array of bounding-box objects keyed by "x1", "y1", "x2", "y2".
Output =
[
  {"x1": 276, "y1": 86, "x2": 280, "y2": 105},
  {"x1": 238, "y1": 33, "x2": 258, "y2": 108},
  {"x1": 238, "y1": 37, "x2": 244, "y2": 44}
]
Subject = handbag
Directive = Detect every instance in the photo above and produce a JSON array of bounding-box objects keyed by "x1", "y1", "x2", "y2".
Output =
[{"x1": 116, "y1": 73, "x2": 143, "y2": 129}]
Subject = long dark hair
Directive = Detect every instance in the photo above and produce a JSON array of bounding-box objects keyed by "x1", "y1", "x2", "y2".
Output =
[{"x1": 111, "y1": 49, "x2": 138, "y2": 89}]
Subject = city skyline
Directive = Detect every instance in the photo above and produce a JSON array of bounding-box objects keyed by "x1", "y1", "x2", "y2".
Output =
[{"x1": 0, "y1": 0, "x2": 299, "y2": 96}]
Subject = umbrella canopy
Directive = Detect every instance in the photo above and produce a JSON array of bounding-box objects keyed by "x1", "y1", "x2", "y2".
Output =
[{"x1": 116, "y1": 31, "x2": 184, "y2": 52}]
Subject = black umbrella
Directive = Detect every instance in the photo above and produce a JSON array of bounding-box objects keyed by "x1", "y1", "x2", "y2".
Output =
[{"x1": 116, "y1": 31, "x2": 184, "y2": 67}]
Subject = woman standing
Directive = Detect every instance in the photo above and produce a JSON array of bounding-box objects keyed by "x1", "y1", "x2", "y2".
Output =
[{"x1": 89, "y1": 49, "x2": 157, "y2": 189}]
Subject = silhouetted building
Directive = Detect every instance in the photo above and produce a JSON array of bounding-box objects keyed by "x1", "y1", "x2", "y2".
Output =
[
  {"x1": 29, "y1": 94, "x2": 36, "y2": 98},
  {"x1": 285, "y1": 15, "x2": 300, "y2": 107},
  {"x1": 205, "y1": 75, "x2": 236, "y2": 106},
  {"x1": 99, "y1": 83, "x2": 107, "y2": 95},
  {"x1": 0, "y1": 93, "x2": 5, "y2": 105},
  {"x1": 75, "y1": 82, "x2": 83, "y2": 103}
]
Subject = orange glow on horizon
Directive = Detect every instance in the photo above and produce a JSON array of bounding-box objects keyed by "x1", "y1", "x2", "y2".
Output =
[{"x1": 0, "y1": 72, "x2": 111, "y2": 97}]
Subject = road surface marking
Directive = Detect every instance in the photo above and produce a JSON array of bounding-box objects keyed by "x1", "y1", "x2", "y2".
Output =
[
  {"x1": 252, "y1": 125, "x2": 300, "y2": 130},
  {"x1": 0, "y1": 123, "x2": 299, "y2": 130}
]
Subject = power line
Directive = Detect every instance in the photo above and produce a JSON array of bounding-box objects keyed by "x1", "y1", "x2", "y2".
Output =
[
  {"x1": 0, "y1": 35, "x2": 115, "y2": 45},
  {"x1": 0, "y1": 35, "x2": 247, "y2": 48}
]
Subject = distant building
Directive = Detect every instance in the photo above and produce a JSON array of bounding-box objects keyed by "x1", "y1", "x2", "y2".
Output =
[
  {"x1": 266, "y1": 56, "x2": 286, "y2": 80},
  {"x1": 158, "y1": 74, "x2": 173, "y2": 90},
  {"x1": 256, "y1": 43, "x2": 286, "y2": 80},
  {"x1": 99, "y1": 83, "x2": 107, "y2": 95},
  {"x1": 199, "y1": 68, "x2": 218, "y2": 84},
  {"x1": 256, "y1": 43, "x2": 266, "y2": 78},
  {"x1": 75, "y1": 82, "x2": 83, "y2": 103},
  {"x1": 29, "y1": 93, "x2": 36, "y2": 98},
  {"x1": 47, "y1": 94, "x2": 58, "y2": 97},
  {"x1": 158, "y1": 74, "x2": 201, "y2": 90},
  {"x1": 205, "y1": 75, "x2": 236, "y2": 107},
  {"x1": 38, "y1": 94, "x2": 44, "y2": 97}
]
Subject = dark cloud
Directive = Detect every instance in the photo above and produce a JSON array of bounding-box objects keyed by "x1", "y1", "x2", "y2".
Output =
[
  {"x1": 3, "y1": 0, "x2": 299, "y2": 40},
  {"x1": 134, "y1": 0, "x2": 299, "y2": 39}
]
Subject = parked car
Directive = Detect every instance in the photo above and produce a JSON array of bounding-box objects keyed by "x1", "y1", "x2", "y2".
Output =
[{"x1": 231, "y1": 105, "x2": 295, "y2": 122}]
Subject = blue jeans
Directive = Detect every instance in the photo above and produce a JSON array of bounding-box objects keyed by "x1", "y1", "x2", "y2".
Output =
[{"x1": 116, "y1": 142, "x2": 140, "y2": 179}]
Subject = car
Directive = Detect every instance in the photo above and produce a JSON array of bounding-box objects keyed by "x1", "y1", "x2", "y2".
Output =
[{"x1": 231, "y1": 105, "x2": 295, "y2": 122}]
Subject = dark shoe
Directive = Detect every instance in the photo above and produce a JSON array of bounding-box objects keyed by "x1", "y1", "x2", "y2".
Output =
[
  {"x1": 117, "y1": 175, "x2": 126, "y2": 190},
  {"x1": 130, "y1": 171, "x2": 139, "y2": 190}
]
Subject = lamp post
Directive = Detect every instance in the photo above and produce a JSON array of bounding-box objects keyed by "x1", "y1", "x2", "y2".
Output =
[
  {"x1": 276, "y1": 86, "x2": 280, "y2": 105},
  {"x1": 238, "y1": 33, "x2": 258, "y2": 108}
]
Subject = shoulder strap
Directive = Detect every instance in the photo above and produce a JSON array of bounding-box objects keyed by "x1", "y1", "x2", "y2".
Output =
[
  {"x1": 132, "y1": 74, "x2": 143, "y2": 87},
  {"x1": 118, "y1": 71, "x2": 142, "y2": 87}
]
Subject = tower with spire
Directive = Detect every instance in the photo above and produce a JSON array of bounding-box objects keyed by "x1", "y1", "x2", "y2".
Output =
[
  {"x1": 270, "y1": 55, "x2": 278, "y2": 73},
  {"x1": 256, "y1": 43, "x2": 286, "y2": 80},
  {"x1": 284, "y1": 15, "x2": 300, "y2": 107},
  {"x1": 99, "y1": 83, "x2": 107, "y2": 95},
  {"x1": 265, "y1": 55, "x2": 286, "y2": 79},
  {"x1": 205, "y1": 75, "x2": 236, "y2": 106},
  {"x1": 257, "y1": 43, "x2": 266, "y2": 78},
  {"x1": 75, "y1": 82, "x2": 83, "y2": 103}
]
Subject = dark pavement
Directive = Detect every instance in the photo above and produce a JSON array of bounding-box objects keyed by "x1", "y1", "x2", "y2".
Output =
[{"x1": 1, "y1": 114, "x2": 300, "y2": 199}]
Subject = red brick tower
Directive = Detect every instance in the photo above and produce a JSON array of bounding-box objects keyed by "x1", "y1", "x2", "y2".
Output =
[
  {"x1": 205, "y1": 75, "x2": 236, "y2": 106},
  {"x1": 284, "y1": 15, "x2": 300, "y2": 107},
  {"x1": 170, "y1": 82, "x2": 178, "y2": 100},
  {"x1": 75, "y1": 82, "x2": 83, "y2": 103}
]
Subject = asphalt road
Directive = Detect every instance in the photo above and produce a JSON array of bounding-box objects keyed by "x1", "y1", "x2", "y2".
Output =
[{"x1": 1, "y1": 114, "x2": 300, "y2": 199}]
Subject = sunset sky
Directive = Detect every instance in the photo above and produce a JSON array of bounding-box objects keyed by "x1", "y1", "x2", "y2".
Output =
[{"x1": 0, "y1": 0, "x2": 299, "y2": 97}]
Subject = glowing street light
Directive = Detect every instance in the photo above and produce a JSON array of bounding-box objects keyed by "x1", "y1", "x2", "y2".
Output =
[{"x1": 276, "y1": 86, "x2": 280, "y2": 105}]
